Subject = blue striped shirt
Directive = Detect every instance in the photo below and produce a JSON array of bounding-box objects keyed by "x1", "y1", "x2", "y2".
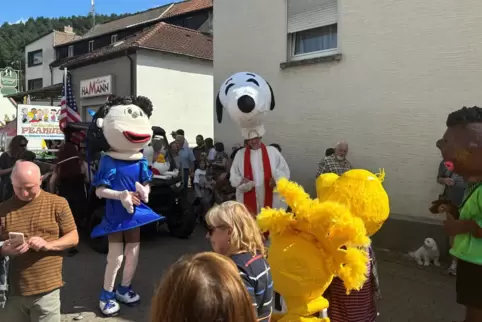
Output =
[{"x1": 231, "y1": 252, "x2": 273, "y2": 321}]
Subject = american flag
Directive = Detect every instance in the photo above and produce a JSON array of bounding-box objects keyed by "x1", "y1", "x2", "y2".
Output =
[{"x1": 59, "y1": 72, "x2": 84, "y2": 144}]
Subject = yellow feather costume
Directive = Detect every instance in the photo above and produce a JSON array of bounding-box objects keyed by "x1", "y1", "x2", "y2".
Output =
[
  {"x1": 257, "y1": 178, "x2": 371, "y2": 322},
  {"x1": 317, "y1": 169, "x2": 389, "y2": 237}
]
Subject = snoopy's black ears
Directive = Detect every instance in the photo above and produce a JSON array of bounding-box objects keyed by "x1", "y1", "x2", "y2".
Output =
[
  {"x1": 267, "y1": 82, "x2": 275, "y2": 110},
  {"x1": 216, "y1": 93, "x2": 223, "y2": 123}
]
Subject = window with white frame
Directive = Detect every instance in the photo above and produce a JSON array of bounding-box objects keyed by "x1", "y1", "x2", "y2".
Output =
[
  {"x1": 68, "y1": 45, "x2": 74, "y2": 57},
  {"x1": 88, "y1": 40, "x2": 94, "y2": 52},
  {"x1": 287, "y1": 0, "x2": 338, "y2": 61},
  {"x1": 111, "y1": 34, "x2": 118, "y2": 44}
]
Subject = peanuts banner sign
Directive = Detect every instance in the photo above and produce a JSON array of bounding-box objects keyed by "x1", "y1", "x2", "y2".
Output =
[{"x1": 16, "y1": 104, "x2": 63, "y2": 139}]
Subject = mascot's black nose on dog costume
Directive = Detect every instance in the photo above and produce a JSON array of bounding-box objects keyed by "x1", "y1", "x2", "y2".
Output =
[
  {"x1": 89, "y1": 96, "x2": 163, "y2": 317},
  {"x1": 216, "y1": 71, "x2": 290, "y2": 216}
]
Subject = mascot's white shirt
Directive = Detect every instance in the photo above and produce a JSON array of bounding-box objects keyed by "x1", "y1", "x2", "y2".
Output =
[{"x1": 230, "y1": 145, "x2": 290, "y2": 214}]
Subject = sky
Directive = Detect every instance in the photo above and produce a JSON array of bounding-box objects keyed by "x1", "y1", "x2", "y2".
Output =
[{"x1": 0, "y1": 0, "x2": 182, "y2": 25}]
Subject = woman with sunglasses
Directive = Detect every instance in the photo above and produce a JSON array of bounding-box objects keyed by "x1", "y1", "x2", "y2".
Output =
[
  {"x1": 0, "y1": 135, "x2": 29, "y2": 201},
  {"x1": 205, "y1": 201, "x2": 273, "y2": 322}
]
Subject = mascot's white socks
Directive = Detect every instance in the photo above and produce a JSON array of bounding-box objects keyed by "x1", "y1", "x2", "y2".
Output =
[{"x1": 100, "y1": 242, "x2": 141, "y2": 316}]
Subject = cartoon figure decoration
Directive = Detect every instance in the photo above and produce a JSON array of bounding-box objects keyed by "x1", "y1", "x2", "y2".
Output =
[
  {"x1": 20, "y1": 107, "x2": 60, "y2": 123},
  {"x1": 316, "y1": 169, "x2": 389, "y2": 321},
  {"x1": 42, "y1": 108, "x2": 49, "y2": 122},
  {"x1": 90, "y1": 96, "x2": 163, "y2": 317},
  {"x1": 26, "y1": 111, "x2": 34, "y2": 123},
  {"x1": 21, "y1": 108, "x2": 28, "y2": 123},
  {"x1": 257, "y1": 178, "x2": 370, "y2": 322},
  {"x1": 50, "y1": 109, "x2": 57, "y2": 122},
  {"x1": 217, "y1": 72, "x2": 290, "y2": 215},
  {"x1": 151, "y1": 153, "x2": 176, "y2": 178}
]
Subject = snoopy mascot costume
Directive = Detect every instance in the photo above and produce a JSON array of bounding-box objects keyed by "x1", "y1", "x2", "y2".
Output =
[
  {"x1": 89, "y1": 96, "x2": 163, "y2": 316},
  {"x1": 216, "y1": 72, "x2": 290, "y2": 215}
]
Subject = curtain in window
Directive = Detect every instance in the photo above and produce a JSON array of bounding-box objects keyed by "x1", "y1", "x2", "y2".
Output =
[{"x1": 294, "y1": 25, "x2": 337, "y2": 55}]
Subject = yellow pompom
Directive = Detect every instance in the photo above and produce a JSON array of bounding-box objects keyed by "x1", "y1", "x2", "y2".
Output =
[
  {"x1": 258, "y1": 208, "x2": 294, "y2": 235},
  {"x1": 335, "y1": 247, "x2": 370, "y2": 293},
  {"x1": 276, "y1": 178, "x2": 311, "y2": 212},
  {"x1": 156, "y1": 153, "x2": 166, "y2": 163},
  {"x1": 322, "y1": 169, "x2": 390, "y2": 236},
  {"x1": 316, "y1": 173, "x2": 339, "y2": 200}
]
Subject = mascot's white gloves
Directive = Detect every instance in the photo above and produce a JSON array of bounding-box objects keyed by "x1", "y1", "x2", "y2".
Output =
[
  {"x1": 135, "y1": 182, "x2": 150, "y2": 203},
  {"x1": 96, "y1": 187, "x2": 135, "y2": 214},
  {"x1": 237, "y1": 181, "x2": 255, "y2": 193}
]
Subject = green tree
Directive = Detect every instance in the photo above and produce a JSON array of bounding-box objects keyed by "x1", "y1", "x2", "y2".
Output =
[{"x1": 0, "y1": 13, "x2": 129, "y2": 68}]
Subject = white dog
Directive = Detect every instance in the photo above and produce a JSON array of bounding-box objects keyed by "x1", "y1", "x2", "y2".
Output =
[
  {"x1": 216, "y1": 72, "x2": 275, "y2": 139},
  {"x1": 409, "y1": 238, "x2": 440, "y2": 267}
]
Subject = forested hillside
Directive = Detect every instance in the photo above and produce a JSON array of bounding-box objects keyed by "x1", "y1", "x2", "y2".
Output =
[{"x1": 0, "y1": 14, "x2": 128, "y2": 68}]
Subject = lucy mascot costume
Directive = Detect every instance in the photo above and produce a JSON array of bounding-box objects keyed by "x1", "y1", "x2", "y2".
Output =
[{"x1": 90, "y1": 96, "x2": 163, "y2": 316}]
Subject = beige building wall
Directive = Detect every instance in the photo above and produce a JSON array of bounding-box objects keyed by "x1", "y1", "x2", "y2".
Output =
[
  {"x1": 137, "y1": 50, "x2": 214, "y2": 146},
  {"x1": 213, "y1": 0, "x2": 482, "y2": 221}
]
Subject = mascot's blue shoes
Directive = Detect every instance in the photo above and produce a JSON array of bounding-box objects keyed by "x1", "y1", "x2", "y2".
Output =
[
  {"x1": 116, "y1": 284, "x2": 140, "y2": 306},
  {"x1": 99, "y1": 289, "x2": 120, "y2": 316}
]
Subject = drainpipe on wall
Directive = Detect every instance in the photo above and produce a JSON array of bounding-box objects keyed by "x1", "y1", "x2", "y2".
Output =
[
  {"x1": 49, "y1": 66, "x2": 54, "y2": 106},
  {"x1": 126, "y1": 52, "x2": 136, "y2": 96}
]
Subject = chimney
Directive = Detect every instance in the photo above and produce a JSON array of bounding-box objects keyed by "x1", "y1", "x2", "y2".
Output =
[{"x1": 64, "y1": 25, "x2": 74, "y2": 34}]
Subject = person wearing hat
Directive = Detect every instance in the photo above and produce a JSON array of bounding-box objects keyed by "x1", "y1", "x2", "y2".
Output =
[
  {"x1": 230, "y1": 130, "x2": 290, "y2": 215},
  {"x1": 171, "y1": 129, "x2": 189, "y2": 149}
]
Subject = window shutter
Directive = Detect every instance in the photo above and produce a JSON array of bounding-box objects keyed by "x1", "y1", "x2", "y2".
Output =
[{"x1": 287, "y1": 0, "x2": 337, "y2": 34}]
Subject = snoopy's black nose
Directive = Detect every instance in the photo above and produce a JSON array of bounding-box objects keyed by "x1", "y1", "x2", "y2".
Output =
[{"x1": 237, "y1": 95, "x2": 255, "y2": 113}]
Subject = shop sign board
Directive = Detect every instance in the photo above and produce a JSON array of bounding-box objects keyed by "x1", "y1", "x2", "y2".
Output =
[{"x1": 80, "y1": 75, "x2": 113, "y2": 98}]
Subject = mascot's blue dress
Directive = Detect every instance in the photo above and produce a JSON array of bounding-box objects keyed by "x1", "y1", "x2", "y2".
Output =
[{"x1": 91, "y1": 155, "x2": 163, "y2": 238}]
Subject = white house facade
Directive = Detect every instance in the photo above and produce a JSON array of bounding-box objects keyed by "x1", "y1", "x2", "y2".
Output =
[
  {"x1": 213, "y1": 0, "x2": 482, "y2": 252},
  {"x1": 64, "y1": 22, "x2": 213, "y2": 145},
  {"x1": 137, "y1": 50, "x2": 213, "y2": 143},
  {"x1": 24, "y1": 27, "x2": 79, "y2": 91}
]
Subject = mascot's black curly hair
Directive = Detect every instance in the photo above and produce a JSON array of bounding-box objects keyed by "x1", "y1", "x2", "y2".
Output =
[
  {"x1": 95, "y1": 95, "x2": 154, "y2": 119},
  {"x1": 87, "y1": 95, "x2": 154, "y2": 154},
  {"x1": 446, "y1": 106, "x2": 482, "y2": 127}
]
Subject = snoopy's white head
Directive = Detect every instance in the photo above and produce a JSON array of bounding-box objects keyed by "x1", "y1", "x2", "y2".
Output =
[
  {"x1": 424, "y1": 238, "x2": 437, "y2": 249},
  {"x1": 216, "y1": 72, "x2": 275, "y2": 138}
]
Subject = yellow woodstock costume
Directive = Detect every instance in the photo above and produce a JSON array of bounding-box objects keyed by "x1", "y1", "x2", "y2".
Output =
[
  {"x1": 259, "y1": 169, "x2": 389, "y2": 322},
  {"x1": 317, "y1": 169, "x2": 389, "y2": 237}
]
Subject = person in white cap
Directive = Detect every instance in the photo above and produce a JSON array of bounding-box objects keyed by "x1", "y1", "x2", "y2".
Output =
[{"x1": 230, "y1": 131, "x2": 289, "y2": 215}]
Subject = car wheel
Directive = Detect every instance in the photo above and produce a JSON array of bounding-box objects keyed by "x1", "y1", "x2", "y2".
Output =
[
  {"x1": 167, "y1": 196, "x2": 196, "y2": 239},
  {"x1": 89, "y1": 207, "x2": 109, "y2": 254}
]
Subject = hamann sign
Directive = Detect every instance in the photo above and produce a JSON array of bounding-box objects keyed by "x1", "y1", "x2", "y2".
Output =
[{"x1": 80, "y1": 75, "x2": 113, "y2": 98}]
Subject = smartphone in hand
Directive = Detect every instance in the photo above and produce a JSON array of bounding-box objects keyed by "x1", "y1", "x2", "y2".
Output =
[{"x1": 9, "y1": 232, "x2": 25, "y2": 247}]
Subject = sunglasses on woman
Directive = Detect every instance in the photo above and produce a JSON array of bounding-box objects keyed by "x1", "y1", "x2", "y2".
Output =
[{"x1": 207, "y1": 225, "x2": 226, "y2": 236}]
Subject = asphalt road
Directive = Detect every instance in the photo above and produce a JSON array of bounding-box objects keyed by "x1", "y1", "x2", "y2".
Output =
[{"x1": 59, "y1": 226, "x2": 464, "y2": 322}]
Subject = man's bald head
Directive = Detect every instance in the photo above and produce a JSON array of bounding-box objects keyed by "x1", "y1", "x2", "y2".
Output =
[
  {"x1": 335, "y1": 141, "x2": 348, "y2": 149},
  {"x1": 11, "y1": 161, "x2": 42, "y2": 201},
  {"x1": 334, "y1": 141, "x2": 349, "y2": 161}
]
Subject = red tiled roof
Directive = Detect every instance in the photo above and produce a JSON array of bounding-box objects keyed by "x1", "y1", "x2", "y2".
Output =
[
  {"x1": 162, "y1": 0, "x2": 213, "y2": 18},
  {"x1": 59, "y1": 0, "x2": 213, "y2": 46},
  {"x1": 58, "y1": 22, "x2": 212, "y2": 69}
]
